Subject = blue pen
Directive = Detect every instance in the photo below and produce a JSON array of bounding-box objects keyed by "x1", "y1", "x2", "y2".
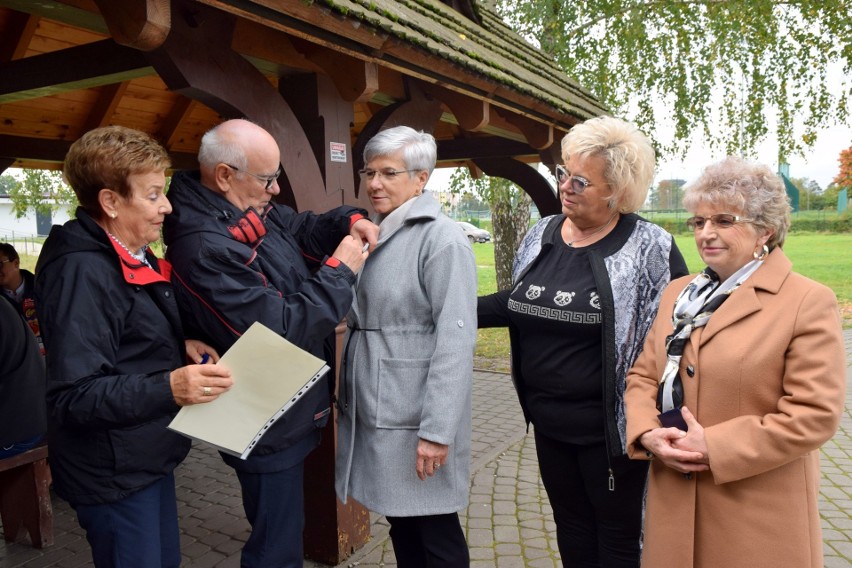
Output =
[{"x1": 200, "y1": 353, "x2": 210, "y2": 364}]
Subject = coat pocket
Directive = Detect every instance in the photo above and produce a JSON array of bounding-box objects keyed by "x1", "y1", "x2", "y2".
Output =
[{"x1": 375, "y1": 358, "x2": 430, "y2": 429}]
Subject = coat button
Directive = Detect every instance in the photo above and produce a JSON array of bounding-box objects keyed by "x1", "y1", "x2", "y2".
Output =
[
  {"x1": 128, "y1": 273, "x2": 134, "y2": 279},
  {"x1": 457, "y1": 320, "x2": 464, "y2": 327},
  {"x1": 164, "y1": 291, "x2": 171, "y2": 298},
  {"x1": 686, "y1": 365, "x2": 695, "y2": 377}
]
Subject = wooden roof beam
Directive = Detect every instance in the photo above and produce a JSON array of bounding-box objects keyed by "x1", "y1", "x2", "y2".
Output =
[
  {"x1": 0, "y1": 134, "x2": 73, "y2": 162},
  {"x1": 0, "y1": 133, "x2": 196, "y2": 169},
  {"x1": 0, "y1": 0, "x2": 108, "y2": 34},
  {"x1": 0, "y1": 10, "x2": 38, "y2": 62},
  {"x1": 93, "y1": 0, "x2": 170, "y2": 51},
  {"x1": 0, "y1": 39, "x2": 152, "y2": 104},
  {"x1": 437, "y1": 137, "x2": 537, "y2": 161}
]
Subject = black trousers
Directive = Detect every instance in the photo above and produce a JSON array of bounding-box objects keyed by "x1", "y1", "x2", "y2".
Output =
[
  {"x1": 534, "y1": 430, "x2": 648, "y2": 568},
  {"x1": 386, "y1": 513, "x2": 470, "y2": 567}
]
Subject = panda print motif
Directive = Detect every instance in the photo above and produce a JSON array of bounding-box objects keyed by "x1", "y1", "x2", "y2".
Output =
[
  {"x1": 554, "y1": 290, "x2": 575, "y2": 307},
  {"x1": 525, "y1": 284, "x2": 545, "y2": 300}
]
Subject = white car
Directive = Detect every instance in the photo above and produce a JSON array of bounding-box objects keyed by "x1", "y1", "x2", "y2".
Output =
[{"x1": 457, "y1": 221, "x2": 491, "y2": 243}]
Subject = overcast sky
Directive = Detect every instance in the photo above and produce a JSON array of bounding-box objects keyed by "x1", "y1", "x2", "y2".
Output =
[{"x1": 655, "y1": 123, "x2": 851, "y2": 189}]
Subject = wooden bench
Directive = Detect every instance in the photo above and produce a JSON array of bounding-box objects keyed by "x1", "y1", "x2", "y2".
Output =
[{"x1": 0, "y1": 444, "x2": 53, "y2": 548}]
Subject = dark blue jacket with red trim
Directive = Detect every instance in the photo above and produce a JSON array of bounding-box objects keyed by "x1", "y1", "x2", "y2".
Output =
[
  {"x1": 163, "y1": 171, "x2": 364, "y2": 467},
  {"x1": 35, "y1": 208, "x2": 189, "y2": 506}
]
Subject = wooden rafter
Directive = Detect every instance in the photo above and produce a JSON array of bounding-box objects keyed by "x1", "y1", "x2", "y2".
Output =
[
  {"x1": 157, "y1": 96, "x2": 196, "y2": 151},
  {"x1": 83, "y1": 82, "x2": 129, "y2": 132},
  {"x1": 0, "y1": 39, "x2": 152, "y2": 104}
]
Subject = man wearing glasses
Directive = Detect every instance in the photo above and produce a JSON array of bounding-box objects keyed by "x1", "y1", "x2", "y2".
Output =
[
  {"x1": 0, "y1": 242, "x2": 44, "y2": 355},
  {"x1": 163, "y1": 119, "x2": 378, "y2": 568}
]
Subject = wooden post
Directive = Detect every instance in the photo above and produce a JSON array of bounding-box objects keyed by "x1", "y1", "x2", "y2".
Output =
[{"x1": 302, "y1": 322, "x2": 371, "y2": 564}]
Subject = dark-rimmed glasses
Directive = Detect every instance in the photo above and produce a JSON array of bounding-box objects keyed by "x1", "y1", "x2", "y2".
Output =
[
  {"x1": 554, "y1": 165, "x2": 591, "y2": 194},
  {"x1": 225, "y1": 163, "x2": 282, "y2": 190},
  {"x1": 685, "y1": 213, "x2": 751, "y2": 231},
  {"x1": 358, "y1": 168, "x2": 419, "y2": 181}
]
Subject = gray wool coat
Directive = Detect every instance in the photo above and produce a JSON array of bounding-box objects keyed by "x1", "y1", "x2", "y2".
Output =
[{"x1": 335, "y1": 192, "x2": 477, "y2": 517}]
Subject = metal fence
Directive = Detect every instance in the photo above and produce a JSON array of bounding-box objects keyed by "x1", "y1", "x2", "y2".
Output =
[{"x1": 0, "y1": 230, "x2": 42, "y2": 256}]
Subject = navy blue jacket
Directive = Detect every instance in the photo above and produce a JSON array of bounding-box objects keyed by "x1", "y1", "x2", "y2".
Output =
[
  {"x1": 0, "y1": 295, "x2": 46, "y2": 448},
  {"x1": 35, "y1": 209, "x2": 189, "y2": 505},
  {"x1": 163, "y1": 171, "x2": 363, "y2": 471}
]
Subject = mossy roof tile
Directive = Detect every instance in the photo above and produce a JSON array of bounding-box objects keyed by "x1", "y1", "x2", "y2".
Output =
[{"x1": 317, "y1": 0, "x2": 607, "y2": 120}]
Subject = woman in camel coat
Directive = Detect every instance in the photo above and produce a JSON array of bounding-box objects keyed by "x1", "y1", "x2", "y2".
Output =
[{"x1": 625, "y1": 156, "x2": 845, "y2": 568}]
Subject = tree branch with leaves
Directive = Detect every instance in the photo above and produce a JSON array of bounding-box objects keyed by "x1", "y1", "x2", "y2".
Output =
[
  {"x1": 499, "y1": 0, "x2": 850, "y2": 162},
  {"x1": 448, "y1": 168, "x2": 533, "y2": 289}
]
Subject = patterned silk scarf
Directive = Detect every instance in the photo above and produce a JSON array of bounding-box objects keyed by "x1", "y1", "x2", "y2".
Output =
[{"x1": 657, "y1": 259, "x2": 764, "y2": 420}]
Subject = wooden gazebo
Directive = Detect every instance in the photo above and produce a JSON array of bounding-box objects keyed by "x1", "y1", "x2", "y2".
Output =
[{"x1": 0, "y1": 0, "x2": 607, "y2": 562}]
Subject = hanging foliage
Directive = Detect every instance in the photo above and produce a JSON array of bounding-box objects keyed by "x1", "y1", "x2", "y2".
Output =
[{"x1": 499, "y1": 0, "x2": 851, "y2": 161}]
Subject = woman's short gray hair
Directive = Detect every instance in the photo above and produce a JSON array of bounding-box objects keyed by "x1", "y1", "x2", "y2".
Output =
[
  {"x1": 683, "y1": 156, "x2": 791, "y2": 249},
  {"x1": 364, "y1": 126, "x2": 437, "y2": 176},
  {"x1": 561, "y1": 115, "x2": 656, "y2": 213}
]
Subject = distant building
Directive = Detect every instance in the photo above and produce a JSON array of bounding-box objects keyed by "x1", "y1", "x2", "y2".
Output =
[{"x1": 0, "y1": 195, "x2": 72, "y2": 239}]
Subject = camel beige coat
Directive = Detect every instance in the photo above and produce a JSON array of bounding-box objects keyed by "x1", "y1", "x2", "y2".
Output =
[{"x1": 625, "y1": 248, "x2": 845, "y2": 568}]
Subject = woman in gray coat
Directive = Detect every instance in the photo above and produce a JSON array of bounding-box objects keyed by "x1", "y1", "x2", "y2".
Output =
[{"x1": 336, "y1": 126, "x2": 477, "y2": 567}]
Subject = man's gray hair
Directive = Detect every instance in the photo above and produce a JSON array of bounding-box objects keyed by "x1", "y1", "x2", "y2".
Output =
[{"x1": 198, "y1": 122, "x2": 248, "y2": 170}]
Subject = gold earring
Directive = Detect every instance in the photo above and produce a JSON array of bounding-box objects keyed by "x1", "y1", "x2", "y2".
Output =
[{"x1": 753, "y1": 244, "x2": 769, "y2": 260}]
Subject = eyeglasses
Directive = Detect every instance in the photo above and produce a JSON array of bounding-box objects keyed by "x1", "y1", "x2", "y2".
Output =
[
  {"x1": 0, "y1": 258, "x2": 13, "y2": 265},
  {"x1": 554, "y1": 165, "x2": 591, "y2": 194},
  {"x1": 358, "y1": 168, "x2": 419, "y2": 181},
  {"x1": 685, "y1": 213, "x2": 752, "y2": 231},
  {"x1": 225, "y1": 164, "x2": 282, "y2": 190}
]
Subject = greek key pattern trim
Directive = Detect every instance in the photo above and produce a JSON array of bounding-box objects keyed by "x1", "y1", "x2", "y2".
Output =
[{"x1": 508, "y1": 298, "x2": 602, "y2": 324}]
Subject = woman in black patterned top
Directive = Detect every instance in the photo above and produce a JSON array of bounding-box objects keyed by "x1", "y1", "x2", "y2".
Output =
[{"x1": 478, "y1": 116, "x2": 687, "y2": 567}]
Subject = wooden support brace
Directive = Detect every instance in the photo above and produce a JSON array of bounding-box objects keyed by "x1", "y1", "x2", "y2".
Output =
[
  {"x1": 495, "y1": 108, "x2": 554, "y2": 150},
  {"x1": 474, "y1": 157, "x2": 560, "y2": 216},
  {"x1": 418, "y1": 82, "x2": 490, "y2": 132},
  {"x1": 94, "y1": 0, "x2": 171, "y2": 51}
]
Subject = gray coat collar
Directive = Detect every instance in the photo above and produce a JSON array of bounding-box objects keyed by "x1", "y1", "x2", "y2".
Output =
[{"x1": 373, "y1": 192, "x2": 439, "y2": 246}]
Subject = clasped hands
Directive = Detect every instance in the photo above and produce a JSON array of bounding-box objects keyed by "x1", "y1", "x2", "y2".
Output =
[{"x1": 639, "y1": 406, "x2": 710, "y2": 474}]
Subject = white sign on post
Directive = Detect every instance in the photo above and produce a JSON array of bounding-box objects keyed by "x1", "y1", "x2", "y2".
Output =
[{"x1": 330, "y1": 142, "x2": 347, "y2": 163}]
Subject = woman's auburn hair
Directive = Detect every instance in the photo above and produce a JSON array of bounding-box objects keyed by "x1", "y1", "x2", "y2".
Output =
[{"x1": 64, "y1": 125, "x2": 171, "y2": 218}]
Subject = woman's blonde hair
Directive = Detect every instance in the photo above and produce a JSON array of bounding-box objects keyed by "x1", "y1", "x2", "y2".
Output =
[{"x1": 561, "y1": 116, "x2": 656, "y2": 213}]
